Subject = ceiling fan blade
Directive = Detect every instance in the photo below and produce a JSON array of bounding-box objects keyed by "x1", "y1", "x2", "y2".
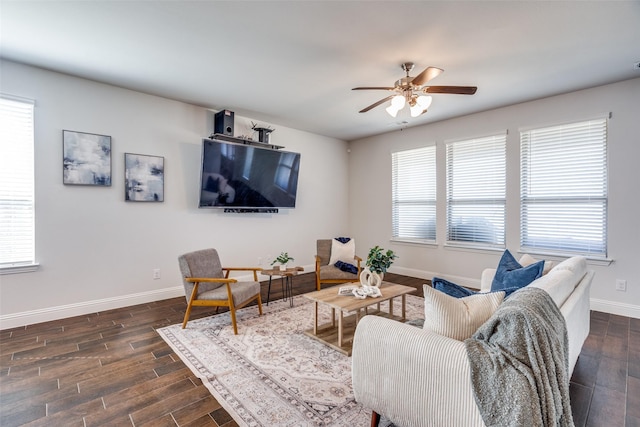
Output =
[
  {"x1": 410, "y1": 66, "x2": 444, "y2": 86},
  {"x1": 424, "y1": 86, "x2": 478, "y2": 95},
  {"x1": 359, "y1": 95, "x2": 394, "y2": 113},
  {"x1": 352, "y1": 87, "x2": 396, "y2": 91}
]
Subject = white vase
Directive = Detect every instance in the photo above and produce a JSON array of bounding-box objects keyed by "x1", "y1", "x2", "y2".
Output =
[
  {"x1": 359, "y1": 267, "x2": 383, "y2": 287},
  {"x1": 279, "y1": 264, "x2": 287, "y2": 271}
]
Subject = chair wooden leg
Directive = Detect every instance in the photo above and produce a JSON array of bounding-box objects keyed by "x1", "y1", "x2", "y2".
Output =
[
  {"x1": 182, "y1": 303, "x2": 193, "y2": 329},
  {"x1": 183, "y1": 284, "x2": 199, "y2": 329},
  {"x1": 256, "y1": 293, "x2": 263, "y2": 315},
  {"x1": 230, "y1": 307, "x2": 238, "y2": 335},
  {"x1": 315, "y1": 273, "x2": 321, "y2": 291},
  {"x1": 370, "y1": 410, "x2": 381, "y2": 427}
]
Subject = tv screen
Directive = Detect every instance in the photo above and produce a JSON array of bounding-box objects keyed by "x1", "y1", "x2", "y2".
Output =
[{"x1": 198, "y1": 138, "x2": 301, "y2": 209}]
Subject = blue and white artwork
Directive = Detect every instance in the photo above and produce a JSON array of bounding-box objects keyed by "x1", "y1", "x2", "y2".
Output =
[
  {"x1": 63, "y1": 130, "x2": 112, "y2": 186},
  {"x1": 124, "y1": 153, "x2": 164, "y2": 202}
]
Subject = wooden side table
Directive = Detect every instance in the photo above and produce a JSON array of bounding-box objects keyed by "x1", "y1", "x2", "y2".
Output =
[{"x1": 260, "y1": 266, "x2": 304, "y2": 307}]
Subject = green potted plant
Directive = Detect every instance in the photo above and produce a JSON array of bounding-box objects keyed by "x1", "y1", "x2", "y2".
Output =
[
  {"x1": 366, "y1": 245, "x2": 397, "y2": 274},
  {"x1": 272, "y1": 252, "x2": 294, "y2": 271},
  {"x1": 361, "y1": 246, "x2": 397, "y2": 287}
]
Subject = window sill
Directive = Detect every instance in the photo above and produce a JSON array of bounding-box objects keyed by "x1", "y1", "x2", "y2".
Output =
[
  {"x1": 517, "y1": 250, "x2": 613, "y2": 266},
  {"x1": 390, "y1": 238, "x2": 438, "y2": 247},
  {"x1": 443, "y1": 244, "x2": 505, "y2": 255},
  {"x1": 0, "y1": 263, "x2": 40, "y2": 275}
]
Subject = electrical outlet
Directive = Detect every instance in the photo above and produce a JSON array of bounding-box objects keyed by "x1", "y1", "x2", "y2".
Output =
[
  {"x1": 615, "y1": 279, "x2": 626, "y2": 292},
  {"x1": 153, "y1": 269, "x2": 161, "y2": 280}
]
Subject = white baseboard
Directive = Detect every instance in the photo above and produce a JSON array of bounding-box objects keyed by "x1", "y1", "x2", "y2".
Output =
[
  {"x1": 0, "y1": 286, "x2": 185, "y2": 330},
  {"x1": 590, "y1": 298, "x2": 640, "y2": 319}
]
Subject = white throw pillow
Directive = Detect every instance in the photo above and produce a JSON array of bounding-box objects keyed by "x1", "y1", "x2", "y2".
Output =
[
  {"x1": 328, "y1": 238, "x2": 356, "y2": 265},
  {"x1": 422, "y1": 284, "x2": 505, "y2": 341}
]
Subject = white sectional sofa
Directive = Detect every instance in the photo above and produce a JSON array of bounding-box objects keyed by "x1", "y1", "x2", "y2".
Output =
[{"x1": 352, "y1": 256, "x2": 593, "y2": 427}]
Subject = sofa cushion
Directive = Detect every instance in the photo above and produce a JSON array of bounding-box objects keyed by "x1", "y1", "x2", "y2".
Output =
[
  {"x1": 519, "y1": 253, "x2": 556, "y2": 275},
  {"x1": 491, "y1": 250, "x2": 544, "y2": 296},
  {"x1": 318, "y1": 264, "x2": 358, "y2": 280},
  {"x1": 422, "y1": 284, "x2": 505, "y2": 341},
  {"x1": 529, "y1": 256, "x2": 587, "y2": 307},
  {"x1": 329, "y1": 238, "x2": 356, "y2": 265}
]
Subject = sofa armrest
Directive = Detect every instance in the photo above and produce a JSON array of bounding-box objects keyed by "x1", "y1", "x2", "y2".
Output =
[
  {"x1": 561, "y1": 270, "x2": 593, "y2": 375},
  {"x1": 480, "y1": 268, "x2": 496, "y2": 292},
  {"x1": 352, "y1": 316, "x2": 484, "y2": 427}
]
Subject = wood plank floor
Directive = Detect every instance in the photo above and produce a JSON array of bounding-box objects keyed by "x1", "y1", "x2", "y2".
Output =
[{"x1": 1, "y1": 272, "x2": 638, "y2": 426}]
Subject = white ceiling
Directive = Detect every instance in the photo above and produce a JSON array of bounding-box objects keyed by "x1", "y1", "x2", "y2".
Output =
[{"x1": 1, "y1": 1, "x2": 639, "y2": 141}]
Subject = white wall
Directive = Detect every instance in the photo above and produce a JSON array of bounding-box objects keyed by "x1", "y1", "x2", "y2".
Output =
[
  {"x1": 0, "y1": 60, "x2": 351, "y2": 328},
  {"x1": 348, "y1": 77, "x2": 640, "y2": 318}
]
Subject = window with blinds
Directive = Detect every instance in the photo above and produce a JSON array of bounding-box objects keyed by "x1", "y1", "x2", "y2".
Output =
[
  {"x1": 0, "y1": 95, "x2": 36, "y2": 270},
  {"x1": 446, "y1": 134, "x2": 506, "y2": 247},
  {"x1": 391, "y1": 146, "x2": 436, "y2": 243},
  {"x1": 520, "y1": 118, "x2": 607, "y2": 257}
]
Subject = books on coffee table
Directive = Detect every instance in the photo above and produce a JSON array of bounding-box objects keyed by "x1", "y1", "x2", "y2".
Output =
[{"x1": 338, "y1": 286, "x2": 358, "y2": 296}]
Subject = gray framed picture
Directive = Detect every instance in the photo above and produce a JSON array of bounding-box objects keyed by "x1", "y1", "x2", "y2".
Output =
[
  {"x1": 124, "y1": 153, "x2": 164, "y2": 202},
  {"x1": 63, "y1": 130, "x2": 112, "y2": 186}
]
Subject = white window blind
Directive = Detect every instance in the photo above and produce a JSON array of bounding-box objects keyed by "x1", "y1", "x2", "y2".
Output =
[
  {"x1": 392, "y1": 146, "x2": 436, "y2": 243},
  {"x1": 520, "y1": 118, "x2": 607, "y2": 257},
  {"x1": 0, "y1": 95, "x2": 35, "y2": 268},
  {"x1": 446, "y1": 134, "x2": 506, "y2": 247}
]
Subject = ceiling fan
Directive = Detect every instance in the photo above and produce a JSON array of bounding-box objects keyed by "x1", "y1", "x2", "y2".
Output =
[{"x1": 352, "y1": 62, "x2": 477, "y2": 117}]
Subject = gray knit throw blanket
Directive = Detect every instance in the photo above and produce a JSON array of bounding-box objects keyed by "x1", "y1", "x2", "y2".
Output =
[{"x1": 465, "y1": 287, "x2": 574, "y2": 427}]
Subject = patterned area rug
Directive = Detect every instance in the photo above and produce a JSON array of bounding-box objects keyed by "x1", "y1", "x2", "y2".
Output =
[{"x1": 157, "y1": 293, "x2": 424, "y2": 426}]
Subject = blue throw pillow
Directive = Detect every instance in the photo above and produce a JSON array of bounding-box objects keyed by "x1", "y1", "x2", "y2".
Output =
[
  {"x1": 491, "y1": 250, "x2": 544, "y2": 296},
  {"x1": 432, "y1": 277, "x2": 476, "y2": 298},
  {"x1": 334, "y1": 260, "x2": 358, "y2": 274}
]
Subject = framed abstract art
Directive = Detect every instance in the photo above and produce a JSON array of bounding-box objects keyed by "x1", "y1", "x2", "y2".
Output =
[
  {"x1": 63, "y1": 130, "x2": 112, "y2": 186},
  {"x1": 124, "y1": 153, "x2": 165, "y2": 202}
]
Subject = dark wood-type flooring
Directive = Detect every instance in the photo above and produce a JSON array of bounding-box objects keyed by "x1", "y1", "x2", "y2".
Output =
[{"x1": 1, "y1": 272, "x2": 638, "y2": 426}]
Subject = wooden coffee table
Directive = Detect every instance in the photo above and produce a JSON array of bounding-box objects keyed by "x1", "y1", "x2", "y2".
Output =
[{"x1": 302, "y1": 282, "x2": 415, "y2": 356}]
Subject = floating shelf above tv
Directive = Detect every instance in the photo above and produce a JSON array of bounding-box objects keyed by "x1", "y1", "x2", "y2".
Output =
[{"x1": 208, "y1": 133, "x2": 284, "y2": 150}]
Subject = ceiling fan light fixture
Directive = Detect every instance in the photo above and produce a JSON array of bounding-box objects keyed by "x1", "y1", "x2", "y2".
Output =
[
  {"x1": 386, "y1": 95, "x2": 405, "y2": 117},
  {"x1": 416, "y1": 95, "x2": 433, "y2": 109},
  {"x1": 410, "y1": 104, "x2": 424, "y2": 117},
  {"x1": 353, "y1": 62, "x2": 476, "y2": 116},
  {"x1": 390, "y1": 95, "x2": 405, "y2": 109},
  {"x1": 386, "y1": 105, "x2": 400, "y2": 117},
  {"x1": 409, "y1": 95, "x2": 432, "y2": 116}
]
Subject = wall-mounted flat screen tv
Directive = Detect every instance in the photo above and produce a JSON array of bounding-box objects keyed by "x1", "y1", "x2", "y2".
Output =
[{"x1": 198, "y1": 138, "x2": 301, "y2": 209}]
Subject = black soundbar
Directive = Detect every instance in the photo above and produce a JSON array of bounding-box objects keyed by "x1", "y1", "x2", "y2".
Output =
[{"x1": 223, "y1": 208, "x2": 279, "y2": 214}]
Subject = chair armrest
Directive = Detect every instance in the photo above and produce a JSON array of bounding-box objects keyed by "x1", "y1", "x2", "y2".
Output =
[
  {"x1": 185, "y1": 277, "x2": 237, "y2": 284},
  {"x1": 315, "y1": 255, "x2": 322, "y2": 271},
  {"x1": 223, "y1": 267, "x2": 262, "y2": 281},
  {"x1": 223, "y1": 267, "x2": 262, "y2": 272},
  {"x1": 352, "y1": 316, "x2": 484, "y2": 427},
  {"x1": 354, "y1": 255, "x2": 362, "y2": 274}
]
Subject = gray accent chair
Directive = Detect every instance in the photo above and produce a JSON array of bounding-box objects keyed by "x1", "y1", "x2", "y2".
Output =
[
  {"x1": 178, "y1": 248, "x2": 263, "y2": 334},
  {"x1": 314, "y1": 239, "x2": 362, "y2": 291}
]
